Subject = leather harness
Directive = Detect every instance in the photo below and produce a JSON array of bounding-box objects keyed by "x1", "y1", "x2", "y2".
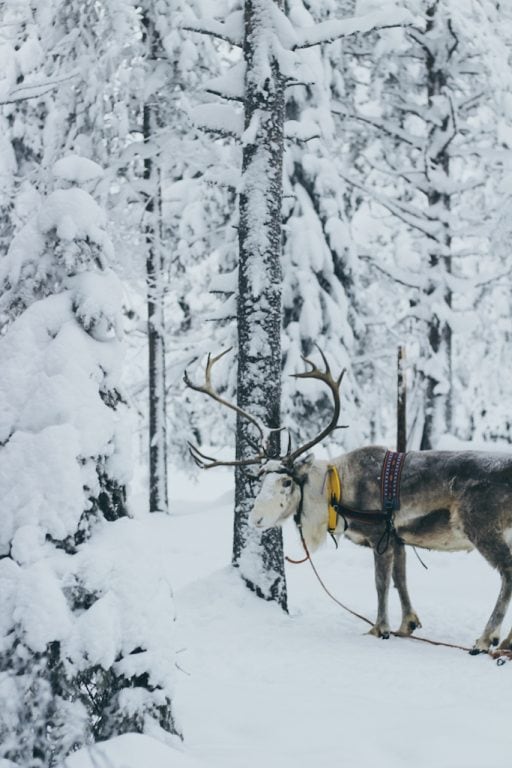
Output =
[
  {"x1": 326, "y1": 450, "x2": 406, "y2": 553},
  {"x1": 279, "y1": 449, "x2": 406, "y2": 554}
]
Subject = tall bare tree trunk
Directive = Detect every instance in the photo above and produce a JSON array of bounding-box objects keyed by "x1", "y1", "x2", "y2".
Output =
[
  {"x1": 234, "y1": 0, "x2": 287, "y2": 610},
  {"x1": 143, "y1": 11, "x2": 169, "y2": 513},
  {"x1": 421, "y1": 1, "x2": 454, "y2": 449}
]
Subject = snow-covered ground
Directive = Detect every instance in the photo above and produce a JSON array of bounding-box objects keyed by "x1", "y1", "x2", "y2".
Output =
[{"x1": 71, "y1": 462, "x2": 512, "y2": 768}]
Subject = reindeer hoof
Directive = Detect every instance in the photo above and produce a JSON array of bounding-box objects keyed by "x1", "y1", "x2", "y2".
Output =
[
  {"x1": 472, "y1": 633, "x2": 500, "y2": 654},
  {"x1": 368, "y1": 624, "x2": 390, "y2": 639},
  {"x1": 396, "y1": 613, "x2": 422, "y2": 637}
]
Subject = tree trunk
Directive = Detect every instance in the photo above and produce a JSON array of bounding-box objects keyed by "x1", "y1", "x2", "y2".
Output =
[
  {"x1": 420, "y1": 1, "x2": 453, "y2": 449},
  {"x1": 397, "y1": 346, "x2": 407, "y2": 452},
  {"x1": 143, "y1": 11, "x2": 169, "y2": 513},
  {"x1": 234, "y1": 0, "x2": 287, "y2": 610}
]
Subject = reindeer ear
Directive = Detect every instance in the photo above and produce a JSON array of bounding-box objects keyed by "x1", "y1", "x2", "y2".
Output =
[{"x1": 296, "y1": 453, "x2": 314, "y2": 471}]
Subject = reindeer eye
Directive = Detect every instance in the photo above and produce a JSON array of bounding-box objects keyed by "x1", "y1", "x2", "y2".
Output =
[{"x1": 282, "y1": 478, "x2": 292, "y2": 488}]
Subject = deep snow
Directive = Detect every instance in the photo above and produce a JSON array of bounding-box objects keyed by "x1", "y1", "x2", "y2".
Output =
[{"x1": 71, "y1": 457, "x2": 512, "y2": 768}]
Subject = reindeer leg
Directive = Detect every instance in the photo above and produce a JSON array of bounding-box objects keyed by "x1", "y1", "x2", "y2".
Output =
[
  {"x1": 392, "y1": 539, "x2": 422, "y2": 636},
  {"x1": 472, "y1": 568, "x2": 512, "y2": 653},
  {"x1": 368, "y1": 545, "x2": 393, "y2": 639},
  {"x1": 497, "y1": 623, "x2": 512, "y2": 652},
  {"x1": 471, "y1": 539, "x2": 512, "y2": 654}
]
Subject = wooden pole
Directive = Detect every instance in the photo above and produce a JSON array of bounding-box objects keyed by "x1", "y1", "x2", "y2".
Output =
[{"x1": 397, "y1": 346, "x2": 407, "y2": 452}]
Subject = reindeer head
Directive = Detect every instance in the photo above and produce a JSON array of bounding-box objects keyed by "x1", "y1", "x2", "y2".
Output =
[
  {"x1": 184, "y1": 347, "x2": 345, "y2": 529},
  {"x1": 249, "y1": 459, "x2": 309, "y2": 529}
]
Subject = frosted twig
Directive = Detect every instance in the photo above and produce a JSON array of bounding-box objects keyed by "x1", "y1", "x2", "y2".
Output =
[
  {"x1": 332, "y1": 107, "x2": 424, "y2": 150},
  {"x1": 359, "y1": 255, "x2": 424, "y2": 290},
  {"x1": 205, "y1": 87, "x2": 243, "y2": 103},
  {"x1": 337, "y1": 170, "x2": 442, "y2": 241},
  {"x1": 0, "y1": 69, "x2": 80, "y2": 105},
  {"x1": 181, "y1": 16, "x2": 242, "y2": 47},
  {"x1": 293, "y1": 9, "x2": 416, "y2": 50},
  {"x1": 434, "y1": 95, "x2": 458, "y2": 158}
]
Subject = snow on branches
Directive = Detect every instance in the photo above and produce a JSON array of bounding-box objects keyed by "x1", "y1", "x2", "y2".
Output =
[{"x1": 184, "y1": 2, "x2": 415, "y2": 53}]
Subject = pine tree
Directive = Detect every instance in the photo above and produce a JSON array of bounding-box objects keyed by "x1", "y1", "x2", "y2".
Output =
[{"x1": 0, "y1": 165, "x2": 179, "y2": 764}]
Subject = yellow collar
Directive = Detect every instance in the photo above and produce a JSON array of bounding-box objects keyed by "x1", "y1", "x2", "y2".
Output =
[{"x1": 326, "y1": 465, "x2": 341, "y2": 533}]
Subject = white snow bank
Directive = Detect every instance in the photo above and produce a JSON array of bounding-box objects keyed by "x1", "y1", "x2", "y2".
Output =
[{"x1": 64, "y1": 734, "x2": 208, "y2": 768}]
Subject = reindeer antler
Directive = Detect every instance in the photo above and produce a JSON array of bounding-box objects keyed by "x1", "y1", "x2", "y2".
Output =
[
  {"x1": 283, "y1": 345, "x2": 346, "y2": 465},
  {"x1": 187, "y1": 442, "x2": 266, "y2": 470},
  {"x1": 185, "y1": 346, "x2": 346, "y2": 470},
  {"x1": 184, "y1": 349, "x2": 271, "y2": 469}
]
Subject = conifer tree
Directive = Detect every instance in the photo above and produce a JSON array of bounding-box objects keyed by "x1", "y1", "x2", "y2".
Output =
[{"x1": 0, "y1": 165, "x2": 179, "y2": 764}]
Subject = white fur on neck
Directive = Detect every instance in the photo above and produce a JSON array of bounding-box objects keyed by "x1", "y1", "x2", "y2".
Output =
[{"x1": 299, "y1": 462, "x2": 333, "y2": 552}]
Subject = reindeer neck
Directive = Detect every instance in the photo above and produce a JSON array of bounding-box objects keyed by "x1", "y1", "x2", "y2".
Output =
[{"x1": 299, "y1": 460, "x2": 331, "y2": 552}]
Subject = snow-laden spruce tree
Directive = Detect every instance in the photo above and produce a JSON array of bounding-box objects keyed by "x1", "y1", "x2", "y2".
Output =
[{"x1": 0, "y1": 163, "x2": 179, "y2": 765}]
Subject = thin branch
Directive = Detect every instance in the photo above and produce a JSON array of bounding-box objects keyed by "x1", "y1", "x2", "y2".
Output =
[
  {"x1": 182, "y1": 26, "x2": 239, "y2": 46},
  {"x1": 359, "y1": 255, "x2": 424, "y2": 289},
  {"x1": 204, "y1": 88, "x2": 243, "y2": 103},
  {"x1": 293, "y1": 9, "x2": 415, "y2": 50},
  {"x1": 338, "y1": 170, "x2": 441, "y2": 241},
  {"x1": 364, "y1": 155, "x2": 429, "y2": 196},
  {"x1": 433, "y1": 95, "x2": 458, "y2": 158},
  {"x1": 457, "y1": 91, "x2": 485, "y2": 113},
  {"x1": 447, "y1": 18, "x2": 459, "y2": 58},
  {"x1": 181, "y1": 17, "x2": 242, "y2": 47},
  {"x1": 285, "y1": 80, "x2": 314, "y2": 89},
  {"x1": 379, "y1": 152, "x2": 430, "y2": 194},
  {"x1": 407, "y1": 29, "x2": 433, "y2": 57},
  {"x1": 195, "y1": 124, "x2": 240, "y2": 141},
  {"x1": 0, "y1": 86, "x2": 56, "y2": 105},
  {"x1": 347, "y1": 165, "x2": 440, "y2": 224},
  {"x1": 332, "y1": 107, "x2": 424, "y2": 150},
  {"x1": 285, "y1": 132, "x2": 320, "y2": 143},
  {"x1": 470, "y1": 267, "x2": 512, "y2": 289},
  {"x1": 0, "y1": 69, "x2": 79, "y2": 105}
]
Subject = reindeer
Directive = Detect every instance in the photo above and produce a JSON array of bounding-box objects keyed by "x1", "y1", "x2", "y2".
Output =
[{"x1": 186, "y1": 349, "x2": 512, "y2": 654}]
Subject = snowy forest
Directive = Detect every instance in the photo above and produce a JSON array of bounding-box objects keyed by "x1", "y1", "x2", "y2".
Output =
[{"x1": 1, "y1": 0, "x2": 512, "y2": 766}]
